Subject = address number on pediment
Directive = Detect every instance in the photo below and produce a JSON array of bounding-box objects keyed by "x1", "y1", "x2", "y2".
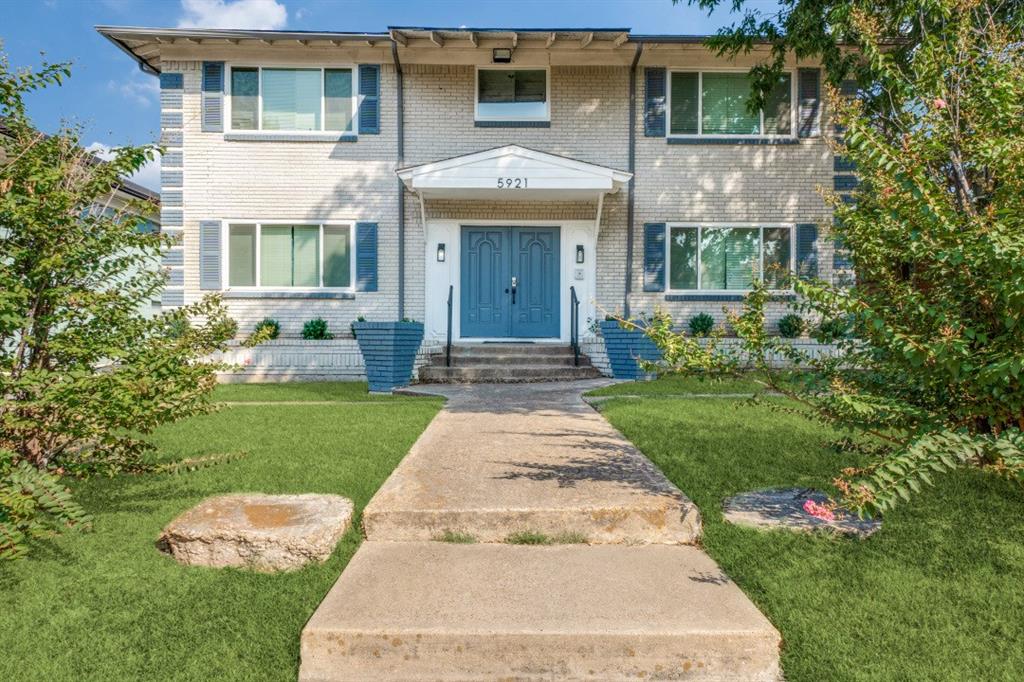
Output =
[{"x1": 496, "y1": 177, "x2": 528, "y2": 189}]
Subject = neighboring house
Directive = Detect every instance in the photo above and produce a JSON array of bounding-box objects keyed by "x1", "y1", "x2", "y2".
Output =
[
  {"x1": 97, "y1": 25, "x2": 855, "y2": 377},
  {"x1": 0, "y1": 123, "x2": 162, "y2": 317}
]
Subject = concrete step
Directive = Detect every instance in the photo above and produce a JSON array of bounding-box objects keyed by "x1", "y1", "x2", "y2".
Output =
[
  {"x1": 449, "y1": 343, "x2": 574, "y2": 357},
  {"x1": 363, "y1": 382, "x2": 702, "y2": 545},
  {"x1": 299, "y1": 542, "x2": 782, "y2": 681},
  {"x1": 419, "y1": 364, "x2": 602, "y2": 383},
  {"x1": 429, "y1": 353, "x2": 592, "y2": 367}
]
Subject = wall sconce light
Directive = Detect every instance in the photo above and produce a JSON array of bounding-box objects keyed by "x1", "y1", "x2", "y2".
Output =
[
  {"x1": 436, "y1": 243, "x2": 446, "y2": 262},
  {"x1": 576, "y1": 244, "x2": 585, "y2": 264},
  {"x1": 492, "y1": 48, "x2": 512, "y2": 63}
]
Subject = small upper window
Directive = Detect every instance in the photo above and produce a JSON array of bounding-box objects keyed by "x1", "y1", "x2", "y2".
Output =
[
  {"x1": 228, "y1": 67, "x2": 356, "y2": 133},
  {"x1": 476, "y1": 68, "x2": 549, "y2": 121},
  {"x1": 669, "y1": 71, "x2": 793, "y2": 137}
]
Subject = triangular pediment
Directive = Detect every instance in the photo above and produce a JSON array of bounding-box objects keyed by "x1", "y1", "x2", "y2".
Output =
[{"x1": 396, "y1": 145, "x2": 631, "y2": 200}]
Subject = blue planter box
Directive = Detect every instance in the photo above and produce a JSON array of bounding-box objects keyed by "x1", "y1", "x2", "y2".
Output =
[
  {"x1": 353, "y1": 321, "x2": 425, "y2": 393},
  {"x1": 599, "y1": 320, "x2": 663, "y2": 380}
]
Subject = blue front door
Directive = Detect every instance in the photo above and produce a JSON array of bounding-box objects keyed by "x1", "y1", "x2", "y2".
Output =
[{"x1": 461, "y1": 226, "x2": 560, "y2": 338}]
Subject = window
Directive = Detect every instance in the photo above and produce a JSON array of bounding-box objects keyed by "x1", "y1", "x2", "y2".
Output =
[
  {"x1": 226, "y1": 222, "x2": 353, "y2": 289},
  {"x1": 668, "y1": 225, "x2": 793, "y2": 291},
  {"x1": 228, "y1": 67, "x2": 356, "y2": 133},
  {"x1": 669, "y1": 71, "x2": 794, "y2": 137},
  {"x1": 476, "y1": 68, "x2": 549, "y2": 121}
]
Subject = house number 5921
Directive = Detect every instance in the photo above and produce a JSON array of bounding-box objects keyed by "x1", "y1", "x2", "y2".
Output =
[{"x1": 497, "y1": 177, "x2": 527, "y2": 189}]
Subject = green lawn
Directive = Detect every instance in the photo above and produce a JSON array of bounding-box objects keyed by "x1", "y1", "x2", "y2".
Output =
[
  {"x1": 0, "y1": 382, "x2": 442, "y2": 682},
  {"x1": 594, "y1": 377, "x2": 1024, "y2": 681}
]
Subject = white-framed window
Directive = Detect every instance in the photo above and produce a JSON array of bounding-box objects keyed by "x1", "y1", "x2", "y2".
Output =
[
  {"x1": 226, "y1": 66, "x2": 358, "y2": 134},
  {"x1": 667, "y1": 70, "x2": 796, "y2": 138},
  {"x1": 474, "y1": 66, "x2": 550, "y2": 122},
  {"x1": 667, "y1": 223, "x2": 795, "y2": 292},
  {"x1": 224, "y1": 221, "x2": 355, "y2": 290}
]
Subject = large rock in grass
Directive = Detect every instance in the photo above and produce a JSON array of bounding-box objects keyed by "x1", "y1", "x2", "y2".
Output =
[
  {"x1": 723, "y1": 488, "x2": 881, "y2": 538},
  {"x1": 159, "y1": 493, "x2": 354, "y2": 571}
]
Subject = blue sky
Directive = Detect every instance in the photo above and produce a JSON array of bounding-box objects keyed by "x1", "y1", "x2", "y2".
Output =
[{"x1": 2, "y1": 0, "x2": 779, "y2": 189}]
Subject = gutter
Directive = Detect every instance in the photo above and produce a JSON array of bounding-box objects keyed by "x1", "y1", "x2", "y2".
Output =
[
  {"x1": 392, "y1": 41, "x2": 405, "y2": 319},
  {"x1": 99, "y1": 32, "x2": 160, "y2": 75},
  {"x1": 624, "y1": 42, "x2": 643, "y2": 318}
]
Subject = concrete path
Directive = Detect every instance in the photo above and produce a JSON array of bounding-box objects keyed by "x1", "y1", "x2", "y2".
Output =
[
  {"x1": 364, "y1": 381, "x2": 702, "y2": 544},
  {"x1": 300, "y1": 382, "x2": 781, "y2": 681}
]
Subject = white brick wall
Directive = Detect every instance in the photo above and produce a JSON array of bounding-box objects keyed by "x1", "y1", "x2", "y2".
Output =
[
  {"x1": 171, "y1": 60, "x2": 400, "y2": 338},
  {"x1": 165, "y1": 56, "x2": 834, "y2": 339}
]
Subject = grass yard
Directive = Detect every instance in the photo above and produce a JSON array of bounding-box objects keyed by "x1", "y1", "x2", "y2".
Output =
[
  {"x1": 594, "y1": 378, "x2": 1024, "y2": 681},
  {"x1": 0, "y1": 382, "x2": 442, "y2": 682}
]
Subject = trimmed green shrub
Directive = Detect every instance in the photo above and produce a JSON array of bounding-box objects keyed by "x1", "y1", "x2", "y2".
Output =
[
  {"x1": 301, "y1": 318, "x2": 333, "y2": 340},
  {"x1": 816, "y1": 317, "x2": 850, "y2": 343},
  {"x1": 253, "y1": 318, "x2": 280, "y2": 340},
  {"x1": 778, "y1": 314, "x2": 805, "y2": 338},
  {"x1": 688, "y1": 313, "x2": 715, "y2": 337}
]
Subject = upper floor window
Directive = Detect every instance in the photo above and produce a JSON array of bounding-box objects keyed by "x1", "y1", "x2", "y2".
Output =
[
  {"x1": 227, "y1": 222, "x2": 353, "y2": 289},
  {"x1": 228, "y1": 67, "x2": 356, "y2": 133},
  {"x1": 668, "y1": 224, "x2": 793, "y2": 291},
  {"x1": 668, "y1": 71, "x2": 794, "y2": 138},
  {"x1": 475, "y1": 67, "x2": 549, "y2": 121}
]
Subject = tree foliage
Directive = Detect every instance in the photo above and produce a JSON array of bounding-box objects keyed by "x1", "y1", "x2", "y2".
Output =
[
  {"x1": 650, "y1": 1, "x2": 1024, "y2": 514},
  {"x1": 0, "y1": 51, "x2": 237, "y2": 558}
]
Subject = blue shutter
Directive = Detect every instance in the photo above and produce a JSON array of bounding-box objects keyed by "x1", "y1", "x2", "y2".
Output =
[
  {"x1": 798, "y1": 68, "x2": 821, "y2": 138},
  {"x1": 643, "y1": 223, "x2": 666, "y2": 292},
  {"x1": 796, "y1": 223, "x2": 819, "y2": 280},
  {"x1": 358, "y1": 65, "x2": 380, "y2": 135},
  {"x1": 202, "y1": 62, "x2": 224, "y2": 133},
  {"x1": 199, "y1": 220, "x2": 222, "y2": 290},
  {"x1": 356, "y1": 222, "x2": 378, "y2": 292},
  {"x1": 644, "y1": 68, "x2": 667, "y2": 137}
]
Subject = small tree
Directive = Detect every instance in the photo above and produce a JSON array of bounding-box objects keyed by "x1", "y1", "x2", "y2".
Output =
[
  {"x1": 649, "y1": 3, "x2": 1024, "y2": 515},
  {"x1": 0, "y1": 52, "x2": 237, "y2": 558}
]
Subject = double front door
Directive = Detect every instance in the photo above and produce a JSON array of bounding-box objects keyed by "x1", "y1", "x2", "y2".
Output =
[{"x1": 460, "y1": 226, "x2": 560, "y2": 338}]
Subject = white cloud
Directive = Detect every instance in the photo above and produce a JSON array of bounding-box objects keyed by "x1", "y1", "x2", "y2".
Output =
[
  {"x1": 86, "y1": 142, "x2": 162, "y2": 193},
  {"x1": 177, "y1": 0, "x2": 288, "y2": 30},
  {"x1": 107, "y1": 71, "x2": 159, "y2": 108},
  {"x1": 295, "y1": 7, "x2": 308, "y2": 21}
]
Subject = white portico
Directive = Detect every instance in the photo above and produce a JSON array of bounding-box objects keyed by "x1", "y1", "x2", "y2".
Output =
[{"x1": 397, "y1": 145, "x2": 632, "y2": 343}]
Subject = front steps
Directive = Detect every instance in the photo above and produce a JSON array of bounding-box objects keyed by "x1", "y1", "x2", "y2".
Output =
[
  {"x1": 300, "y1": 383, "x2": 781, "y2": 681},
  {"x1": 418, "y1": 343, "x2": 603, "y2": 383},
  {"x1": 300, "y1": 542, "x2": 782, "y2": 682}
]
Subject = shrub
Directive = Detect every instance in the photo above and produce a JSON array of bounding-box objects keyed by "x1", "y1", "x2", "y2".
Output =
[
  {"x1": 253, "y1": 318, "x2": 280, "y2": 340},
  {"x1": 815, "y1": 317, "x2": 850, "y2": 343},
  {"x1": 0, "y1": 53, "x2": 237, "y2": 558},
  {"x1": 688, "y1": 313, "x2": 715, "y2": 337},
  {"x1": 302, "y1": 318, "x2": 333, "y2": 340},
  {"x1": 777, "y1": 314, "x2": 805, "y2": 338}
]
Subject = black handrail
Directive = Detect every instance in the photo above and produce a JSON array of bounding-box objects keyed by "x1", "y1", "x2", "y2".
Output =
[
  {"x1": 569, "y1": 286, "x2": 580, "y2": 367},
  {"x1": 445, "y1": 284, "x2": 454, "y2": 367}
]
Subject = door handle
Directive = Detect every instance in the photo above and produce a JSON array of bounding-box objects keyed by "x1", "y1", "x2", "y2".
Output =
[{"x1": 511, "y1": 276, "x2": 518, "y2": 304}]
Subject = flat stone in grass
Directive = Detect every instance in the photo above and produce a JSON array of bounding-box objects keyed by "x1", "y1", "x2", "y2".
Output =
[
  {"x1": 723, "y1": 488, "x2": 881, "y2": 538},
  {"x1": 159, "y1": 493, "x2": 354, "y2": 571}
]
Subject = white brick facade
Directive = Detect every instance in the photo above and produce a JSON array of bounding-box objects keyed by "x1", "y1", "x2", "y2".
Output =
[{"x1": 158, "y1": 44, "x2": 835, "y2": 340}]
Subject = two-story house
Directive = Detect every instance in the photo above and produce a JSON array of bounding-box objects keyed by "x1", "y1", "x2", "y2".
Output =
[{"x1": 98, "y1": 25, "x2": 850, "y2": 380}]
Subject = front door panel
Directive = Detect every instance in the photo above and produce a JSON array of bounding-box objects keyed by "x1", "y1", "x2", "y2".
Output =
[
  {"x1": 460, "y1": 226, "x2": 559, "y2": 339},
  {"x1": 511, "y1": 228, "x2": 560, "y2": 338},
  {"x1": 460, "y1": 228, "x2": 511, "y2": 338}
]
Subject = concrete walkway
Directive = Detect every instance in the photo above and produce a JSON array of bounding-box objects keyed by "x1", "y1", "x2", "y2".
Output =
[
  {"x1": 300, "y1": 381, "x2": 780, "y2": 681},
  {"x1": 364, "y1": 381, "x2": 701, "y2": 544}
]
